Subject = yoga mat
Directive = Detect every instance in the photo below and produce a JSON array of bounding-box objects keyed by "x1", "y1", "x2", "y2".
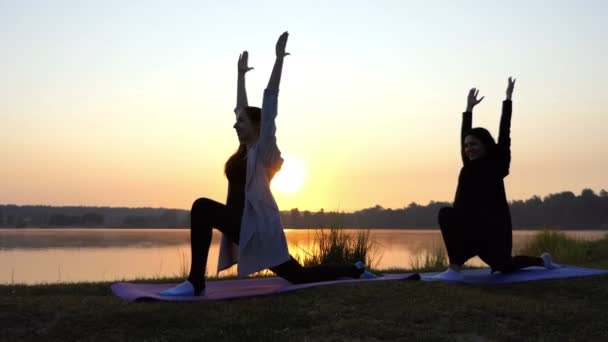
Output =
[
  {"x1": 112, "y1": 273, "x2": 420, "y2": 302},
  {"x1": 421, "y1": 265, "x2": 608, "y2": 285},
  {"x1": 112, "y1": 266, "x2": 607, "y2": 302}
]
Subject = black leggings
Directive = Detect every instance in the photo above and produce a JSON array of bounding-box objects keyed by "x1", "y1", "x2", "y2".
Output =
[
  {"x1": 438, "y1": 207, "x2": 542, "y2": 272},
  {"x1": 188, "y1": 198, "x2": 362, "y2": 290}
]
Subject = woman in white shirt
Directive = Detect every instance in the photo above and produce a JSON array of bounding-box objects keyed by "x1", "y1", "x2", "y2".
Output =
[{"x1": 161, "y1": 32, "x2": 371, "y2": 297}]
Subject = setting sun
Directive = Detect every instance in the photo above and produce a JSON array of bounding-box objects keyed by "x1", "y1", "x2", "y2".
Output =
[{"x1": 272, "y1": 155, "x2": 306, "y2": 193}]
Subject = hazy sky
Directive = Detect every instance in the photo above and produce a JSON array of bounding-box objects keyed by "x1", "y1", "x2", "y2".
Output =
[{"x1": 1, "y1": 1, "x2": 607, "y2": 211}]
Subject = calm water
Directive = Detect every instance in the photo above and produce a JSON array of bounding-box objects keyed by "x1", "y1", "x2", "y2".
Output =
[{"x1": 0, "y1": 228, "x2": 605, "y2": 284}]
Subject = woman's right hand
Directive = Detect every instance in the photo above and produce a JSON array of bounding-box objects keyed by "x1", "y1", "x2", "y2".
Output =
[
  {"x1": 238, "y1": 51, "x2": 254, "y2": 75},
  {"x1": 466, "y1": 88, "x2": 484, "y2": 112}
]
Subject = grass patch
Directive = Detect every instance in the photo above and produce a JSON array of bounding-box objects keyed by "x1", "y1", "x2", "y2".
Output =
[
  {"x1": 2, "y1": 230, "x2": 608, "y2": 340},
  {"x1": 409, "y1": 246, "x2": 449, "y2": 272},
  {"x1": 2, "y1": 272, "x2": 608, "y2": 341},
  {"x1": 518, "y1": 230, "x2": 608, "y2": 265},
  {"x1": 297, "y1": 228, "x2": 382, "y2": 269},
  {"x1": 406, "y1": 230, "x2": 608, "y2": 272}
]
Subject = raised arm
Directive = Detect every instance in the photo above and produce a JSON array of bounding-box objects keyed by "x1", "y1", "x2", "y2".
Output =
[
  {"x1": 498, "y1": 77, "x2": 515, "y2": 148},
  {"x1": 259, "y1": 32, "x2": 290, "y2": 170},
  {"x1": 495, "y1": 77, "x2": 514, "y2": 176},
  {"x1": 266, "y1": 32, "x2": 289, "y2": 92},
  {"x1": 461, "y1": 88, "x2": 484, "y2": 163},
  {"x1": 235, "y1": 51, "x2": 254, "y2": 114},
  {"x1": 261, "y1": 31, "x2": 289, "y2": 135}
]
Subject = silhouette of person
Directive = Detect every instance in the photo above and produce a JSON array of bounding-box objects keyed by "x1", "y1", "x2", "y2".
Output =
[
  {"x1": 161, "y1": 32, "x2": 372, "y2": 297},
  {"x1": 434, "y1": 78, "x2": 560, "y2": 282}
]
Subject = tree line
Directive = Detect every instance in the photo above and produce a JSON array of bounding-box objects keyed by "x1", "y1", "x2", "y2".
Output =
[
  {"x1": 1, "y1": 188, "x2": 607, "y2": 229},
  {"x1": 0, "y1": 206, "x2": 188, "y2": 228}
]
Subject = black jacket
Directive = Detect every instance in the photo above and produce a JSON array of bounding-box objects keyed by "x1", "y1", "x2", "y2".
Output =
[{"x1": 454, "y1": 100, "x2": 512, "y2": 230}]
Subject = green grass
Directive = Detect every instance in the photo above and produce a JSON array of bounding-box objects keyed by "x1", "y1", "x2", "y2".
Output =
[
  {"x1": 518, "y1": 230, "x2": 608, "y2": 265},
  {"x1": 406, "y1": 230, "x2": 608, "y2": 272},
  {"x1": 409, "y1": 246, "x2": 449, "y2": 272},
  {"x1": 2, "y1": 230, "x2": 608, "y2": 341},
  {"x1": 297, "y1": 228, "x2": 382, "y2": 269},
  {"x1": 2, "y1": 273, "x2": 608, "y2": 341}
]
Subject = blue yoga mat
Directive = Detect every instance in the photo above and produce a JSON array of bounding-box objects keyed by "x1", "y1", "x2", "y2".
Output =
[
  {"x1": 112, "y1": 273, "x2": 420, "y2": 302},
  {"x1": 421, "y1": 265, "x2": 608, "y2": 285}
]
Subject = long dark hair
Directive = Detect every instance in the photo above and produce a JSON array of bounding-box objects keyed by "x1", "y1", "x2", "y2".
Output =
[
  {"x1": 465, "y1": 127, "x2": 497, "y2": 158},
  {"x1": 224, "y1": 106, "x2": 261, "y2": 175}
]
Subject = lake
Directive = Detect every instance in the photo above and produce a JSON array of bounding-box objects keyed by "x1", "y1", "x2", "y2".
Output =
[{"x1": 0, "y1": 228, "x2": 605, "y2": 284}]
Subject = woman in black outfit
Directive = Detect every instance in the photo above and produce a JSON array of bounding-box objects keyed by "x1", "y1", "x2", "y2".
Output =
[
  {"x1": 160, "y1": 32, "x2": 372, "y2": 297},
  {"x1": 435, "y1": 78, "x2": 559, "y2": 281}
]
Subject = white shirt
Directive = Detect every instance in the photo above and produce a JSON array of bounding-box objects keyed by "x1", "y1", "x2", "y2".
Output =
[{"x1": 217, "y1": 88, "x2": 291, "y2": 277}]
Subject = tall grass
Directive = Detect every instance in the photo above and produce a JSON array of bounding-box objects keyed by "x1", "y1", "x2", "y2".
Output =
[
  {"x1": 175, "y1": 249, "x2": 190, "y2": 279},
  {"x1": 587, "y1": 234, "x2": 608, "y2": 261},
  {"x1": 518, "y1": 230, "x2": 588, "y2": 264},
  {"x1": 298, "y1": 228, "x2": 382, "y2": 269},
  {"x1": 409, "y1": 246, "x2": 448, "y2": 272},
  {"x1": 407, "y1": 230, "x2": 608, "y2": 272},
  {"x1": 518, "y1": 230, "x2": 608, "y2": 264}
]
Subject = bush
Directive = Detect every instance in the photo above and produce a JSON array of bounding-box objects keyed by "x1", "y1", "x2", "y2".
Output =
[
  {"x1": 518, "y1": 230, "x2": 589, "y2": 264},
  {"x1": 298, "y1": 228, "x2": 381, "y2": 269}
]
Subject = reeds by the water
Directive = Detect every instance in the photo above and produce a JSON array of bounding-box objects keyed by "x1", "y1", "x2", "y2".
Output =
[
  {"x1": 176, "y1": 249, "x2": 189, "y2": 279},
  {"x1": 8, "y1": 230, "x2": 608, "y2": 285},
  {"x1": 518, "y1": 230, "x2": 608, "y2": 264},
  {"x1": 407, "y1": 230, "x2": 608, "y2": 271},
  {"x1": 147, "y1": 229, "x2": 608, "y2": 283},
  {"x1": 297, "y1": 228, "x2": 382, "y2": 269},
  {"x1": 409, "y1": 246, "x2": 448, "y2": 272}
]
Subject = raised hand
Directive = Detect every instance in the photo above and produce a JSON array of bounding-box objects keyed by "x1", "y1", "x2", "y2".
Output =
[
  {"x1": 236, "y1": 51, "x2": 252, "y2": 111},
  {"x1": 267, "y1": 31, "x2": 290, "y2": 91},
  {"x1": 238, "y1": 51, "x2": 254, "y2": 75},
  {"x1": 275, "y1": 31, "x2": 290, "y2": 59},
  {"x1": 506, "y1": 77, "x2": 516, "y2": 101},
  {"x1": 466, "y1": 88, "x2": 484, "y2": 112}
]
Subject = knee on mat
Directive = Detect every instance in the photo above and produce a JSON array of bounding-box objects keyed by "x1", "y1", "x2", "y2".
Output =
[
  {"x1": 271, "y1": 268, "x2": 302, "y2": 284},
  {"x1": 486, "y1": 257, "x2": 515, "y2": 273},
  {"x1": 492, "y1": 264, "x2": 515, "y2": 274},
  {"x1": 284, "y1": 275, "x2": 306, "y2": 284}
]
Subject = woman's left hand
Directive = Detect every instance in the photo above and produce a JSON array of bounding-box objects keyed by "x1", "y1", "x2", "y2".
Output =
[
  {"x1": 238, "y1": 51, "x2": 254, "y2": 75},
  {"x1": 275, "y1": 31, "x2": 290, "y2": 59},
  {"x1": 506, "y1": 77, "x2": 516, "y2": 100}
]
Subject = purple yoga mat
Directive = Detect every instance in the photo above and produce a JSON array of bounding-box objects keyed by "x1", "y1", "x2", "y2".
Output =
[
  {"x1": 112, "y1": 266, "x2": 608, "y2": 302},
  {"x1": 111, "y1": 273, "x2": 420, "y2": 302},
  {"x1": 421, "y1": 265, "x2": 608, "y2": 285}
]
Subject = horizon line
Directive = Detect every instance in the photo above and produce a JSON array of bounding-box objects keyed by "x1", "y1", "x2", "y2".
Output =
[{"x1": 1, "y1": 187, "x2": 605, "y2": 213}]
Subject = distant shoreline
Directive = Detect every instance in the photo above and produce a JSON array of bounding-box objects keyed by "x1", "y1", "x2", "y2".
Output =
[{"x1": 3, "y1": 189, "x2": 608, "y2": 230}]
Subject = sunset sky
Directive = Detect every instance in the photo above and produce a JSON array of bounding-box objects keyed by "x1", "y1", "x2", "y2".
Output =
[{"x1": 1, "y1": 1, "x2": 607, "y2": 212}]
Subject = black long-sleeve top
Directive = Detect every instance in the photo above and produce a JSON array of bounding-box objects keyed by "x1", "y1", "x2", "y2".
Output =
[
  {"x1": 453, "y1": 100, "x2": 512, "y2": 225},
  {"x1": 225, "y1": 156, "x2": 247, "y2": 217}
]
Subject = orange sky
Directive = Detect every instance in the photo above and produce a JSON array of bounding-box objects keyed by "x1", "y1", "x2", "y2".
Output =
[{"x1": 1, "y1": 1, "x2": 607, "y2": 211}]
